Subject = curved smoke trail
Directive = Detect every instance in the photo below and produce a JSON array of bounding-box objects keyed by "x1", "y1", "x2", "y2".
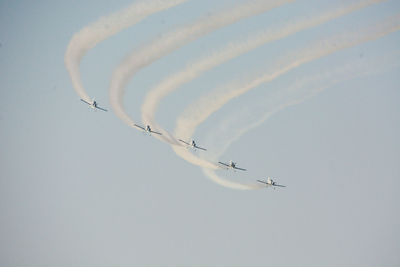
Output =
[
  {"x1": 205, "y1": 51, "x2": 400, "y2": 160},
  {"x1": 65, "y1": 0, "x2": 187, "y2": 102},
  {"x1": 173, "y1": 14, "x2": 400, "y2": 189},
  {"x1": 175, "y1": 14, "x2": 400, "y2": 140},
  {"x1": 141, "y1": 0, "x2": 386, "y2": 131},
  {"x1": 108, "y1": 0, "x2": 293, "y2": 140},
  {"x1": 200, "y1": 51, "x2": 400, "y2": 189}
]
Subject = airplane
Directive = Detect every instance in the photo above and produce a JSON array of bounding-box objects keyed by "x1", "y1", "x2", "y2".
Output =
[
  {"x1": 80, "y1": 99, "x2": 107, "y2": 112},
  {"x1": 218, "y1": 160, "x2": 246, "y2": 171},
  {"x1": 178, "y1": 139, "x2": 207, "y2": 151},
  {"x1": 133, "y1": 124, "x2": 162, "y2": 135},
  {"x1": 257, "y1": 177, "x2": 286, "y2": 188}
]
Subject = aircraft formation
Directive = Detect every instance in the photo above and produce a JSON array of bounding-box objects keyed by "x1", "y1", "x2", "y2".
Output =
[{"x1": 80, "y1": 99, "x2": 285, "y2": 189}]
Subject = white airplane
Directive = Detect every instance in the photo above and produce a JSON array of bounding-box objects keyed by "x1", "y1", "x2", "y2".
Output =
[
  {"x1": 218, "y1": 160, "x2": 246, "y2": 171},
  {"x1": 133, "y1": 124, "x2": 162, "y2": 135},
  {"x1": 80, "y1": 99, "x2": 107, "y2": 112},
  {"x1": 257, "y1": 177, "x2": 286, "y2": 188},
  {"x1": 178, "y1": 139, "x2": 207, "y2": 151}
]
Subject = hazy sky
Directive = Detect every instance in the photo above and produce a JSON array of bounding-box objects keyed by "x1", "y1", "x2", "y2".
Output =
[{"x1": 1, "y1": 0, "x2": 399, "y2": 266}]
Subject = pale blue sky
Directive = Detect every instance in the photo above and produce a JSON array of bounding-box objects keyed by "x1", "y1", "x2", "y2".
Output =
[{"x1": 1, "y1": 0, "x2": 399, "y2": 266}]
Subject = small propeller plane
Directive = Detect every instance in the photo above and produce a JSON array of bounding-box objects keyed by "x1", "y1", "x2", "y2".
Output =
[
  {"x1": 257, "y1": 177, "x2": 286, "y2": 188},
  {"x1": 218, "y1": 160, "x2": 246, "y2": 171},
  {"x1": 80, "y1": 99, "x2": 108, "y2": 112},
  {"x1": 133, "y1": 124, "x2": 162, "y2": 135},
  {"x1": 178, "y1": 139, "x2": 207, "y2": 151}
]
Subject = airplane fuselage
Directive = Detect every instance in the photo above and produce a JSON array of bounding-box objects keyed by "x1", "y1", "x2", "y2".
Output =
[
  {"x1": 80, "y1": 98, "x2": 107, "y2": 112},
  {"x1": 218, "y1": 160, "x2": 245, "y2": 171},
  {"x1": 257, "y1": 177, "x2": 285, "y2": 187}
]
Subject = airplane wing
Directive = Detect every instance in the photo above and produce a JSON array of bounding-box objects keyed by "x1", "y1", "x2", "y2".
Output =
[
  {"x1": 195, "y1": 146, "x2": 207, "y2": 151},
  {"x1": 150, "y1": 130, "x2": 162, "y2": 135},
  {"x1": 95, "y1": 106, "x2": 108, "y2": 112},
  {"x1": 257, "y1": 180, "x2": 285, "y2": 187},
  {"x1": 80, "y1": 99, "x2": 91, "y2": 105},
  {"x1": 178, "y1": 139, "x2": 190, "y2": 146},
  {"x1": 218, "y1": 161, "x2": 230, "y2": 167},
  {"x1": 133, "y1": 124, "x2": 145, "y2": 131},
  {"x1": 234, "y1": 166, "x2": 246, "y2": 171}
]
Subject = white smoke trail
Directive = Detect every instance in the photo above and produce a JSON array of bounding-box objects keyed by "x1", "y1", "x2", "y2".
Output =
[
  {"x1": 65, "y1": 0, "x2": 187, "y2": 102},
  {"x1": 206, "y1": 51, "x2": 400, "y2": 158},
  {"x1": 200, "y1": 51, "x2": 400, "y2": 190},
  {"x1": 141, "y1": 0, "x2": 386, "y2": 130},
  {"x1": 173, "y1": 146, "x2": 220, "y2": 170},
  {"x1": 202, "y1": 168, "x2": 263, "y2": 190},
  {"x1": 108, "y1": 0, "x2": 294, "y2": 139},
  {"x1": 175, "y1": 14, "x2": 400, "y2": 141},
  {"x1": 172, "y1": 15, "x2": 400, "y2": 189}
]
